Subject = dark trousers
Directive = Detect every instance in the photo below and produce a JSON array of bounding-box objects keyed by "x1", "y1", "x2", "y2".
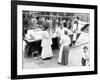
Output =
[
  {"x1": 72, "y1": 41, "x2": 76, "y2": 45},
  {"x1": 81, "y1": 58, "x2": 86, "y2": 66},
  {"x1": 70, "y1": 40, "x2": 76, "y2": 47}
]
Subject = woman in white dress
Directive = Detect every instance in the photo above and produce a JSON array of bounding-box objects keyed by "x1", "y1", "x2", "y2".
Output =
[{"x1": 41, "y1": 31, "x2": 53, "y2": 59}]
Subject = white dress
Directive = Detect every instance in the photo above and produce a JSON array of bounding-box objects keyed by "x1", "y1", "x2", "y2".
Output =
[{"x1": 41, "y1": 31, "x2": 53, "y2": 59}]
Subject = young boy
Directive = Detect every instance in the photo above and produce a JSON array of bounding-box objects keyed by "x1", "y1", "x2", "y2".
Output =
[{"x1": 81, "y1": 46, "x2": 89, "y2": 66}]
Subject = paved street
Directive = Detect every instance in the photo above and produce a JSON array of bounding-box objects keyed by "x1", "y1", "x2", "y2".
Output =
[{"x1": 23, "y1": 42, "x2": 89, "y2": 69}]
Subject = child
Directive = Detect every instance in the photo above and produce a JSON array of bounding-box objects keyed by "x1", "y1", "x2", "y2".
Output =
[{"x1": 81, "y1": 46, "x2": 89, "y2": 66}]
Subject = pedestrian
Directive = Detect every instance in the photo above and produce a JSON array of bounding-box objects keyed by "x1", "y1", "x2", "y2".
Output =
[
  {"x1": 81, "y1": 46, "x2": 89, "y2": 66},
  {"x1": 72, "y1": 30, "x2": 77, "y2": 46},
  {"x1": 41, "y1": 30, "x2": 53, "y2": 60},
  {"x1": 58, "y1": 31, "x2": 71, "y2": 65}
]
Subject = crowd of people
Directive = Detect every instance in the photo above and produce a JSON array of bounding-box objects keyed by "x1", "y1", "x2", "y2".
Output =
[
  {"x1": 23, "y1": 11, "x2": 90, "y2": 66},
  {"x1": 23, "y1": 11, "x2": 77, "y2": 36}
]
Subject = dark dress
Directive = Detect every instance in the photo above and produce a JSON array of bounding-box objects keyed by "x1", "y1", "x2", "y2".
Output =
[{"x1": 61, "y1": 46, "x2": 69, "y2": 65}]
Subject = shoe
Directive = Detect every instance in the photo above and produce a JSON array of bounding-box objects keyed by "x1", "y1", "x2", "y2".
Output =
[{"x1": 57, "y1": 62, "x2": 61, "y2": 64}]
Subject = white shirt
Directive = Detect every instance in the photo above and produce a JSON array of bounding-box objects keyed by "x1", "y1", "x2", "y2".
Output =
[
  {"x1": 73, "y1": 32, "x2": 77, "y2": 41},
  {"x1": 73, "y1": 24, "x2": 77, "y2": 32},
  {"x1": 82, "y1": 51, "x2": 89, "y2": 60},
  {"x1": 60, "y1": 34, "x2": 71, "y2": 46},
  {"x1": 55, "y1": 27, "x2": 63, "y2": 37}
]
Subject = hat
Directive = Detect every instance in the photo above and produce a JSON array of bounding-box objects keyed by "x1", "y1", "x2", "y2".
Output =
[{"x1": 83, "y1": 46, "x2": 88, "y2": 49}]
